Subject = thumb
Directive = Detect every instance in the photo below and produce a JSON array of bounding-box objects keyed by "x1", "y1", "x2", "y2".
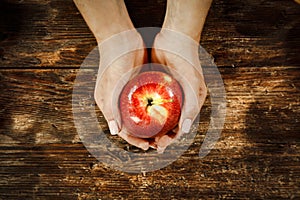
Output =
[
  {"x1": 177, "y1": 78, "x2": 206, "y2": 138},
  {"x1": 94, "y1": 79, "x2": 122, "y2": 136},
  {"x1": 94, "y1": 93, "x2": 121, "y2": 136}
]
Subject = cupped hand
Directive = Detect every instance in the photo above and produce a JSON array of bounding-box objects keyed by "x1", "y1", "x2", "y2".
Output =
[
  {"x1": 151, "y1": 29, "x2": 207, "y2": 153},
  {"x1": 94, "y1": 29, "x2": 151, "y2": 150}
]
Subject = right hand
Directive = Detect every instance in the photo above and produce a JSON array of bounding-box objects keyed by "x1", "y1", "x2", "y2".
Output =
[{"x1": 94, "y1": 30, "x2": 152, "y2": 150}]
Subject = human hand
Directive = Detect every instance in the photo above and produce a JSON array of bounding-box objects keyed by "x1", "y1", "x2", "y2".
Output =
[
  {"x1": 74, "y1": 0, "x2": 211, "y2": 153},
  {"x1": 151, "y1": 29, "x2": 207, "y2": 153},
  {"x1": 94, "y1": 30, "x2": 152, "y2": 151}
]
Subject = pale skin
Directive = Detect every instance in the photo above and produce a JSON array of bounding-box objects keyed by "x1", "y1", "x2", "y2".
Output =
[{"x1": 73, "y1": 0, "x2": 212, "y2": 153}]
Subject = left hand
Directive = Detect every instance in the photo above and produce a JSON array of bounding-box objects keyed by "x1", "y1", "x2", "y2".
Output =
[{"x1": 151, "y1": 29, "x2": 207, "y2": 153}]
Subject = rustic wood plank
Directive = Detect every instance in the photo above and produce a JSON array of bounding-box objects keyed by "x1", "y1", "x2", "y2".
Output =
[
  {"x1": 0, "y1": 67, "x2": 299, "y2": 199},
  {"x1": 1, "y1": 0, "x2": 299, "y2": 199},
  {"x1": 203, "y1": 0, "x2": 300, "y2": 67},
  {"x1": 0, "y1": 0, "x2": 299, "y2": 68}
]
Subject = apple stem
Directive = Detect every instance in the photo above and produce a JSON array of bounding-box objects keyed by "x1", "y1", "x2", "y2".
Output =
[{"x1": 147, "y1": 97, "x2": 154, "y2": 107}]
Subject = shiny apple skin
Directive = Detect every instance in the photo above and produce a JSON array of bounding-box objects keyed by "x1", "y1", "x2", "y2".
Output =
[{"x1": 119, "y1": 71, "x2": 183, "y2": 138}]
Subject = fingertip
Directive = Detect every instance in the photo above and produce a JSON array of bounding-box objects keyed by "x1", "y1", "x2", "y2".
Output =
[
  {"x1": 157, "y1": 135, "x2": 173, "y2": 152},
  {"x1": 118, "y1": 129, "x2": 150, "y2": 151},
  {"x1": 108, "y1": 120, "x2": 119, "y2": 135},
  {"x1": 181, "y1": 118, "x2": 192, "y2": 133},
  {"x1": 157, "y1": 147, "x2": 165, "y2": 154},
  {"x1": 140, "y1": 143, "x2": 150, "y2": 151}
]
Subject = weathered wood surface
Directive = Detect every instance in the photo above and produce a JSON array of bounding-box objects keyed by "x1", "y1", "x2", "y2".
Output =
[
  {"x1": 0, "y1": 67, "x2": 299, "y2": 199},
  {"x1": 0, "y1": 0, "x2": 299, "y2": 68},
  {"x1": 0, "y1": 0, "x2": 299, "y2": 199}
]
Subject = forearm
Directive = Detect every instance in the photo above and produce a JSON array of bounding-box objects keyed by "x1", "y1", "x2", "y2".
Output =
[
  {"x1": 73, "y1": 0, "x2": 135, "y2": 42},
  {"x1": 163, "y1": 0, "x2": 212, "y2": 42}
]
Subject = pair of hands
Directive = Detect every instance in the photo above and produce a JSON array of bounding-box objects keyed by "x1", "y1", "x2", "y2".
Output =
[{"x1": 94, "y1": 29, "x2": 207, "y2": 153}]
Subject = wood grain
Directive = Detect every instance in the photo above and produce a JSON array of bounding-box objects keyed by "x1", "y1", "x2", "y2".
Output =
[
  {"x1": 0, "y1": 0, "x2": 299, "y2": 199},
  {"x1": 0, "y1": 0, "x2": 299, "y2": 68},
  {"x1": 0, "y1": 67, "x2": 299, "y2": 199}
]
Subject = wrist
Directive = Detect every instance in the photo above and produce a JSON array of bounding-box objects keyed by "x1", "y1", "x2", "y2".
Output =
[
  {"x1": 154, "y1": 28, "x2": 199, "y2": 51},
  {"x1": 162, "y1": 23, "x2": 201, "y2": 42},
  {"x1": 74, "y1": 0, "x2": 135, "y2": 43},
  {"x1": 161, "y1": 0, "x2": 213, "y2": 42},
  {"x1": 162, "y1": 13, "x2": 202, "y2": 42},
  {"x1": 95, "y1": 22, "x2": 135, "y2": 43},
  {"x1": 99, "y1": 29, "x2": 143, "y2": 51},
  {"x1": 153, "y1": 29, "x2": 200, "y2": 70},
  {"x1": 98, "y1": 29, "x2": 144, "y2": 69}
]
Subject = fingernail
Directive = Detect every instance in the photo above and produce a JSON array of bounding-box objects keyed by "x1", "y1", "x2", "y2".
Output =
[
  {"x1": 181, "y1": 119, "x2": 192, "y2": 133},
  {"x1": 108, "y1": 120, "x2": 119, "y2": 135},
  {"x1": 157, "y1": 147, "x2": 165, "y2": 154},
  {"x1": 140, "y1": 143, "x2": 149, "y2": 151}
]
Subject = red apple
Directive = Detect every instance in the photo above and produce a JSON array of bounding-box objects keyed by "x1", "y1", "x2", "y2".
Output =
[{"x1": 119, "y1": 71, "x2": 183, "y2": 138}]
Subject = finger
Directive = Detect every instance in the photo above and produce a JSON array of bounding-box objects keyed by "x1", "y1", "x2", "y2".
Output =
[
  {"x1": 178, "y1": 91, "x2": 199, "y2": 135},
  {"x1": 156, "y1": 134, "x2": 174, "y2": 154},
  {"x1": 108, "y1": 120, "x2": 119, "y2": 135},
  {"x1": 177, "y1": 103, "x2": 197, "y2": 138},
  {"x1": 178, "y1": 70, "x2": 207, "y2": 133},
  {"x1": 149, "y1": 140, "x2": 158, "y2": 149},
  {"x1": 94, "y1": 82, "x2": 121, "y2": 135},
  {"x1": 155, "y1": 128, "x2": 180, "y2": 153},
  {"x1": 177, "y1": 84, "x2": 203, "y2": 136},
  {"x1": 118, "y1": 129, "x2": 150, "y2": 151},
  {"x1": 156, "y1": 120, "x2": 190, "y2": 153}
]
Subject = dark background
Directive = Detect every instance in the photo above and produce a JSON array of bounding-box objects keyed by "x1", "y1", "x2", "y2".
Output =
[{"x1": 0, "y1": 0, "x2": 299, "y2": 199}]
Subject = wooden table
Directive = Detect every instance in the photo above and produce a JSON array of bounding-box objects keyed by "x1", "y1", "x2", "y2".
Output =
[{"x1": 0, "y1": 0, "x2": 299, "y2": 199}]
